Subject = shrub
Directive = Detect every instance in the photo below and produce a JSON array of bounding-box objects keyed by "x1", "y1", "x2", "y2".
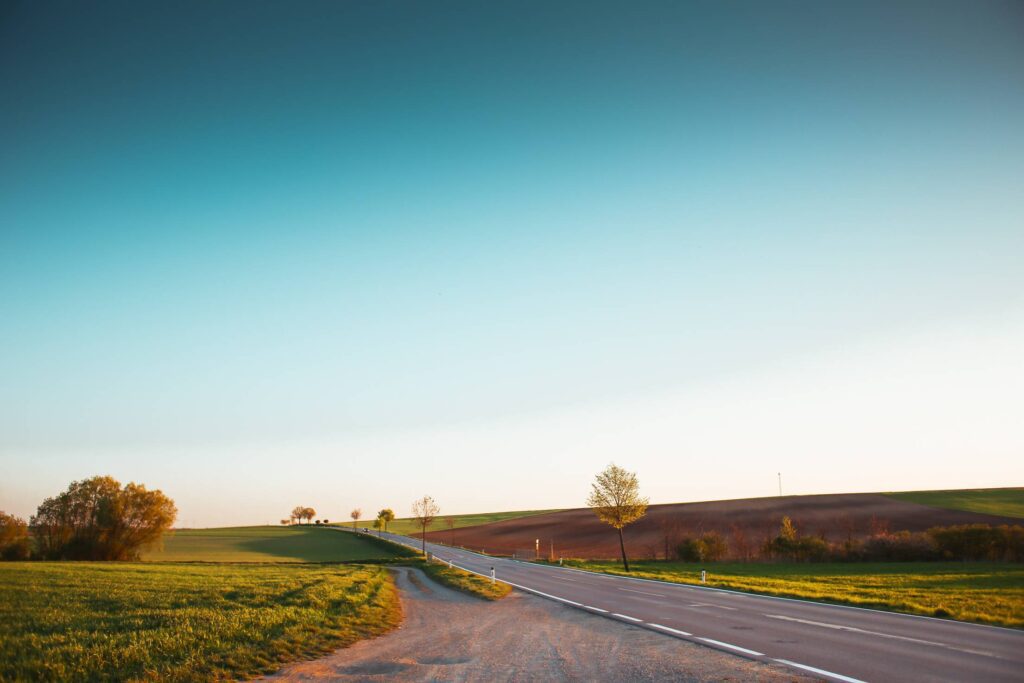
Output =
[
  {"x1": 676, "y1": 533, "x2": 729, "y2": 562},
  {"x1": 0, "y1": 512, "x2": 31, "y2": 560},
  {"x1": 699, "y1": 531, "x2": 728, "y2": 561},
  {"x1": 861, "y1": 531, "x2": 937, "y2": 561},
  {"x1": 676, "y1": 538, "x2": 702, "y2": 562}
]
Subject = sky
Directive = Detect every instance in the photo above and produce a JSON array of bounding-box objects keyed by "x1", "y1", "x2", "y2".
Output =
[{"x1": 1, "y1": 1, "x2": 1022, "y2": 527}]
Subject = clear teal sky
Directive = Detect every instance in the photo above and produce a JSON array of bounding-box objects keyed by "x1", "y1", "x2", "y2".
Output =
[{"x1": 2, "y1": 2, "x2": 1022, "y2": 526}]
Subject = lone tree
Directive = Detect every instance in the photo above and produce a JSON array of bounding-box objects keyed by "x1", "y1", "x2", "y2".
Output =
[
  {"x1": 411, "y1": 495, "x2": 439, "y2": 554},
  {"x1": 587, "y1": 463, "x2": 648, "y2": 571},
  {"x1": 32, "y1": 475, "x2": 177, "y2": 561},
  {"x1": 377, "y1": 508, "x2": 394, "y2": 533},
  {"x1": 350, "y1": 508, "x2": 361, "y2": 530}
]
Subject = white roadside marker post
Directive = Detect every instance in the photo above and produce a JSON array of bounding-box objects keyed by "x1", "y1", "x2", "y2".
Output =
[
  {"x1": 701, "y1": 569, "x2": 706, "y2": 584},
  {"x1": 490, "y1": 567, "x2": 495, "y2": 585},
  {"x1": 448, "y1": 559, "x2": 452, "y2": 569}
]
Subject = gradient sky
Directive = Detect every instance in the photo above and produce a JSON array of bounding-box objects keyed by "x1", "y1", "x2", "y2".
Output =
[{"x1": 2, "y1": 1, "x2": 1022, "y2": 527}]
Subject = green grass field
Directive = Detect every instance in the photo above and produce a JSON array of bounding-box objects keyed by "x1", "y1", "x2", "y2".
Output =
[
  {"x1": 563, "y1": 560, "x2": 1024, "y2": 628},
  {"x1": 0, "y1": 562, "x2": 401, "y2": 682},
  {"x1": 143, "y1": 525, "x2": 413, "y2": 562},
  {"x1": 347, "y1": 508, "x2": 564, "y2": 536},
  {"x1": 884, "y1": 487, "x2": 1024, "y2": 519}
]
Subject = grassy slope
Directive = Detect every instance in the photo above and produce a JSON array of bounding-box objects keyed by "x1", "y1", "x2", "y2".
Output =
[
  {"x1": 143, "y1": 525, "x2": 413, "y2": 562},
  {"x1": 0, "y1": 562, "x2": 402, "y2": 682},
  {"x1": 563, "y1": 560, "x2": 1024, "y2": 628},
  {"x1": 349, "y1": 509, "x2": 564, "y2": 537},
  {"x1": 884, "y1": 488, "x2": 1024, "y2": 519}
]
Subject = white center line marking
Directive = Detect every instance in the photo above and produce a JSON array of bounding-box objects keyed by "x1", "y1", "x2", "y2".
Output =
[
  {"x1": 648, "y1": 623, "x2": 692, "y2": 636},
  {"x1": 698, "y1": 638, "x2": 764, "y2": 656},
  {"x1": 774, "y1": 659, "x2": 866, "y2": 683},
  {"x1": 688, "y1": 603, "x2": 737, "y2": 610},
  {"x1": 620, "y1": 588, "x2": 666, "y2": 597},
  {"x1": 613, "y1": 613, "x2": 643, "y2": 622},
  {"x1": 764, "y1": 614, "x2": 997, "y2": 658}
]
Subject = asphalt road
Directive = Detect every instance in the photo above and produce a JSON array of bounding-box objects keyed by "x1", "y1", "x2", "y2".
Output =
[{"x1": 362, "y1": 529, "x2": 1024, "y2": 683}]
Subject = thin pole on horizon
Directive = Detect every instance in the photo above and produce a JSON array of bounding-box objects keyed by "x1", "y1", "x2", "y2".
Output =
[{"x1": 778, "y1": 472, "x2": 782, "y2": 497}]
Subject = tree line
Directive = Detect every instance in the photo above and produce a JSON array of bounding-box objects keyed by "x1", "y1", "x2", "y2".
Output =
[
  {"x1": 0, "y1": 476, "x2": 176, "y2": 561},
  {"x1": 583, "y1": 464, "x2": 1024, "y2": 570}
]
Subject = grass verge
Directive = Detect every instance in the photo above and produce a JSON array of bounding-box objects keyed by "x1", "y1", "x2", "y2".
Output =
[
  {"x1": 0, "y1": 562, "x2": 402, "y2": 681},
  {"x1": 561, "y1": 560, "x2": 1024, "y2": 628},
  {"x1": 419, "y1": 560, "x2": 512, "y2": 600}
]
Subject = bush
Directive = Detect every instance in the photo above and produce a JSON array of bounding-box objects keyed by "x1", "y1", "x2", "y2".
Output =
[
  {"x1": 676, "y1": 538, "x2": 702, "y2": 562},
  {"x1": 861, "y1": 531, "x2": 937, "y2": 561},
  {"x1": 699, "y1": 531, "x2": 728, "y2": 561},
  {"x1": 676, "y1": 532, "x2": 729, "y2": 562},
  {"x1": 0, "y1": 512, "x2": 31, "y2": 560}
]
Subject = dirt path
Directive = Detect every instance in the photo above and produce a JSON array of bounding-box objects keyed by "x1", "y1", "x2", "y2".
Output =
[{"x1": 259, "y1": 567, "x2": 813, "y2": 682}]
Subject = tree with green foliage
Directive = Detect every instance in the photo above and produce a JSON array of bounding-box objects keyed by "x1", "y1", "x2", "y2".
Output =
[
  {"x1": 411, "y1": 496, "x2": 439, "y2": 554},
  {"x1": 31, "y1": 476, "x2": 176, "y2": 560},
  {"x1": 587, "y1": 463, "x2": 648, "y2": 571},
  {"x1": 377, "y1": 508, "x2": 394, "y2": 533},
  {"x1": 0, "y1": 511, "x2": 31, "y2": 560}
]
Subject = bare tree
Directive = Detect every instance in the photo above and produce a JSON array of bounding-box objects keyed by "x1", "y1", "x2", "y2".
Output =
[
  {"x1": 303, "y1": 507, "x2": 316, "y2": 524},
  {"x1": 731, "y1": 522, "x2": 752, "y2": 561},
  {"x1": 445, "y1": 516, "x2": 456, "y2": 546},
  {"x1": 351, "y1": 508, "x2": 362, "y2": 530},
  {"x1": 411, "y1": 495, "x2": 439, "y2": 554},
  {"x1": 291, "y1": 506, "x2": 305, "y2": 525},
  {"x1": 586, "y1": 463, "x2": 648, "y2": 571}
]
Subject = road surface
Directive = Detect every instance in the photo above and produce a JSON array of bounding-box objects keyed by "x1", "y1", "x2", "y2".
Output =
[{"x1": 357, "y1": 528, "x2": 1023, "y2": 683}]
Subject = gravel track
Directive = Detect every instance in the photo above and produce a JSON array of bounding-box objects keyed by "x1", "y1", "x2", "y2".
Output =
[{"x1": 259, "y1": 566, "x2": 813, "y2": 682}]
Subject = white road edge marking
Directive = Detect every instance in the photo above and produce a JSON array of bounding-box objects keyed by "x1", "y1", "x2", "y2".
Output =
[
  {"x1": 698, "y1": 638, "x2": 763, "y2": 656},
  {"x1": 774, "y1": 659, "x2": 867, "y2": 683},
  {"x1": 764, "y1": 614, "x2": 997, "y2": 658},
  {"x1": 648, "y1": 623, "x2": 692, "y2": 636},
  {"x1": 584, "y1": 606, "x2": 609, "y2": 613},
  {"x1": 613, "y1": 613, "x2": 643, "y2": 622},
  {"x1": 620, "y1": 588, "x2": 666, "y2": 597}
]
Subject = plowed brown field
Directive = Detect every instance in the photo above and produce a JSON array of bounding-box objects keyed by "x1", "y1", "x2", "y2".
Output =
[{"x1": 423, "y1": 493, "x2": 1021, "y2": 559}]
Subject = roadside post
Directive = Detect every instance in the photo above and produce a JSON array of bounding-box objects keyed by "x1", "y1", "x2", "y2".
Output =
[
  {"x1": 701, "y1": 569, "x2": 706, "y2": 584},
  {"x1": 448, "y1": 559, "x2": 452, "y2": 569},
  {"x1": 490, "y1": 567, "x2": 495, "y2": 584}
]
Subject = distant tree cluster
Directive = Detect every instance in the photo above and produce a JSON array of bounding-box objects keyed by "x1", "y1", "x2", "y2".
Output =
[
  {"x1": 289, "y1": 507, "x2": 316, "y2": 525},
  {"x1": 1, "y1": 476, "x2": 177, "y2": 561}
]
